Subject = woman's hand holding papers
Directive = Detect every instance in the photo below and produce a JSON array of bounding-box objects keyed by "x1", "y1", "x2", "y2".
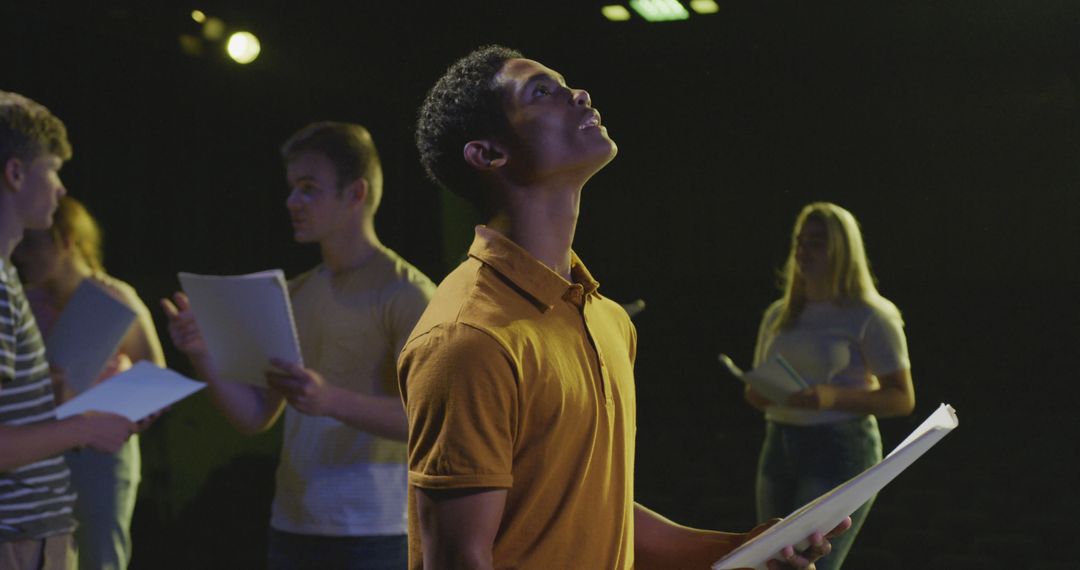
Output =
[
  {"x1": 744, "y1": 385, "x2": 773, "y2": 411},
  {"x1": 784, "y1": 385, "x2": 840, "y2": 411},
  {"x1": 49, "y1": 364, "x2": 75, "y2": 405}
]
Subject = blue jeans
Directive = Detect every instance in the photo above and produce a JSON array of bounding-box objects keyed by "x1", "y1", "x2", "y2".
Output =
[
  {"x1": 266, "y1": 529, "x2": 406, "y2": 570},
  {"x1": 756, "y1": 416, "x2": 881, "y2": 570},
  {"x1": 65, "y1": 435, "x2": 140, "y2": 570}
]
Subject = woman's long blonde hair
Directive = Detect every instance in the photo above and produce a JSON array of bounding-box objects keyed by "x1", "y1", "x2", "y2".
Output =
[
  {"x1": 50, "y1": 196, "x2": 104, "y2": 273},
  {"x1": 774, "y1": 202, "x2": 899, "y2": 330}
]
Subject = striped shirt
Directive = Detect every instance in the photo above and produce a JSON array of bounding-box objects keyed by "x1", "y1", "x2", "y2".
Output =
[{"x1": 0, "y1": 259, "x2": 76, "y2": 541}]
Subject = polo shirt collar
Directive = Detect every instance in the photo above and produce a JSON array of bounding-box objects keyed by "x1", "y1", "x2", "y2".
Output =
[{"x1": 468, "y1": 226, "x2": 600, "y2": 310}]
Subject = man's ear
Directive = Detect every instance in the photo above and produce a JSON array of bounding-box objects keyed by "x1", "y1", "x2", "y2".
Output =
[
  {"x1": 3, "y1": 157, "x2": 24, "y2": 192},
  {"x1": 463, "y1": 140, "x2": 508, "y2": 171},
  {"x1": 344, "y1": 178, "x2": 369, "y2": 206}
]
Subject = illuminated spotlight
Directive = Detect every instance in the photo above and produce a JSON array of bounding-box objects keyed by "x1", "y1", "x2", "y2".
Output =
[
  {"x1": 689, "y1": 0, "x2": 719, "y2": 14},
  {"x1": 227, "y1": 31, "x2": 261, "y2": 64},
  {"x1": 629, "y1": 0, "x2": 689, "y2": 22},
  {"x1": 203, "y1": 16, "x2": 226, "y2": 40},
  {"x1": 191, "y1": 10, "x2": 206, "y2": 23},
  {"x1": 601, "y1": 5, "x2": 632, "y2": 21}
]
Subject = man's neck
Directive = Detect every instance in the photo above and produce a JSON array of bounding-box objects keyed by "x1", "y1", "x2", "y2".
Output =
[
  {"x1": 0, "y1": 203, "x2": 24, "y2": 261},
  {"x1": 488, "y1": 183, "x2": 582, "y2": 281},
  {"x1": 319, "y1": 218, "x2": 383, "y2": 275}
]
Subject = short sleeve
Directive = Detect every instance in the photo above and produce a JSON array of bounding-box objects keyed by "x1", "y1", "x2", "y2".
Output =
[
  {"x1": 861, "y1": 309, "x2": 910, "y2": 376},
  {"x1": 753, "y1": 301, "x2": 783, "y2": 367},
  {"x1": 398, "y1": 323, "x2": 517, "y2": 490}
]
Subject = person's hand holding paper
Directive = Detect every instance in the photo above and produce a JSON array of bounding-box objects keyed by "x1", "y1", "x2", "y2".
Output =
[
  {"x1": 750, "y1": 516, "x2": 852, "y2": 570},
  {"x1": 266, "y1": 358, "x2": 336, "y2": 417},
  {"x1": 161, "y1": 292, "x2": 212, "y2": 365},
  {"x1": 712, "y1": 404, "x2": 958, "y2": 570},
  {"x1": 720, "y1": 353, "x2": 809, "y2": 406},
  {"x1": 783, "y1": 384, "x2": 840, "y2": 411},
  {"x1": 69, "y1": 411, "x2": 137, "y2": 454},
  {"x1": 170, "y1": 270, "x2": 304, "y2": 387},
  {"x1": 55, "y1": 362, "x2": 205, "y2": 424}
]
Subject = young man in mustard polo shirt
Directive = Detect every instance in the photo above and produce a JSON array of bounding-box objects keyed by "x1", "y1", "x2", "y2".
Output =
[{"x1": 398, "y1": 47, "x2": 849, "y2": 569}]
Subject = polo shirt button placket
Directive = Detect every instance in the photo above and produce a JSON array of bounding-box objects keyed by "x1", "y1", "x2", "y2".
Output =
[{"x1": 597, "y1": 356, "x2": 614, "y2": 408}]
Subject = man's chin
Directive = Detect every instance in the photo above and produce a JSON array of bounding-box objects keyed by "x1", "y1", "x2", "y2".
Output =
[
  {"x1": 26, "y1": 215, "x2": 54, "y2": 231},
  {"x1": 602, "y1": 140, "x2": 618, "y2": 163}
]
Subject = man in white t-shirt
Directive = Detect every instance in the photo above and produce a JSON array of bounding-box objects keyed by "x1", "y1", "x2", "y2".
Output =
[{"x1": 163, "y1": 122, "x2": 434, "y2": 569}]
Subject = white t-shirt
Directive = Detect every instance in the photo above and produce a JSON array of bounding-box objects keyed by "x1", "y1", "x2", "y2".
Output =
[
  {"x1": 270, "y1": 248, "x2": 434, "y2": 536},
  {"x1": 753, "y1": 298, "x2": 910, "y2": 426}
]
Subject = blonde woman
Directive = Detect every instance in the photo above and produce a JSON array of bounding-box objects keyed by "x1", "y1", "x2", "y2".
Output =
[
  {"x1": 13, "y1": 196, "x2": 164, "y2": 570},
  {"x1": 746, "y1": 202, "x2": 915, "y2": 570}
]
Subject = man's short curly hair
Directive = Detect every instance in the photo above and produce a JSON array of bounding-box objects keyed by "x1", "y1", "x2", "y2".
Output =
[
  {"x1": 0, "y1": 90, "x2": 72, "y2": 166},
  {"x1": 415, "y1": 45, "x2": 523, "y2": 213}
]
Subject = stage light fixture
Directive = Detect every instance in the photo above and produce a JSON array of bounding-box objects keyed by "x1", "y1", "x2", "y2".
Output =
[
  {"x1": 629, "y1": 0, "x2": 690, "y2": 22},
  {"x1": 202, "y1": 16, "x2": 226, "y2": 40},
  {"x1": 226, "y1": 31, "x2": 261, "y2": 64},
  {"x1": 191, "y1": 10, "x2": 206, "y2": 23},
  {"x1": 689, "y1": 0, "x2": 719, "y2": 14},
  {"x1": 602, "y1": 5, "x2": 632, "y2": 21}
]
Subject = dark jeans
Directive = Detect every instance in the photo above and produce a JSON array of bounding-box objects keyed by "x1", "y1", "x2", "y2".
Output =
[
  {"x1": 266, "y1": 529, "x2": 406, "y2": 570},
  {"x1": 756, "y1": 416, "x2": 882, "y2": 570}
]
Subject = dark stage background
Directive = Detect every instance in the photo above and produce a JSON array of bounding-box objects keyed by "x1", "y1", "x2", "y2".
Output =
[{"x1": 4, "y1": 1, "x2": 1079, "y2": 568}]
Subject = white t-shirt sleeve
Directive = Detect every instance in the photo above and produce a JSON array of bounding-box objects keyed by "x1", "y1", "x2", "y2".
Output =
[
  {"x1": 861, "y1": 309, "x2": 910, "y2": 376},
  {"x1": 753, "y1": 301, "x2": 784, "y2": 367}
]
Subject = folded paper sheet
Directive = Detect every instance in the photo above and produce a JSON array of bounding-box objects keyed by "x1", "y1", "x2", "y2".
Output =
[
  {"x1": 719, "y1": 353, "x2": 809, "y2": 404},
  {"x1": 712, "y1": 404, "x2": 959, "y2": 570},
  {"x1": 179, "y1": 270, "x2": 303, "y2": 386},
  {"x1": 45, "y1": 280, "x2": 137, "y2": 395},
  {"x1": 55, "y1": 361, "x2": 205, "y2": 422}
]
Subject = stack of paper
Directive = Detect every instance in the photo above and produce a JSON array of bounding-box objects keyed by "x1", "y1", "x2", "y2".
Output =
[
  {"x1": 45, "y1": 280, "x2": 137, "y2": 394},
  {"x1": 178, "y1": 270, "x2": 303, "y2": 386},
  {"x1": 55, "y1": 362, "x2": 205, "y2": 422},
  {"x1": 719, "y1": 353, "x2": 809, "y2": 404}
]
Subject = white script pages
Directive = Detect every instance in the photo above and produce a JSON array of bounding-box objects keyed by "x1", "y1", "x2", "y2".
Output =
[
  {"x1": 45, "y1": 279, "x2": 137, "y2": 394},
  {"x1": 719, "y1": 353, "x2": 809, "y2": 404},
  {"x1": 178, "y1": 270, "x2": 303, "y2": 386},
  {"x1": 712, "y1": 404, "x2": 959, "y2": 570},
  {"x1": 55, "y1": 361, "x2": 205, "y2": 422}
]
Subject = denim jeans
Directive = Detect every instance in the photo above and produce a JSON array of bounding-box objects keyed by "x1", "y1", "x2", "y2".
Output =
[
  {"x1": 65, "y1": 435, "x2": 140, "y2": 570},
  {"x1": 756, "y1": 416, "x2": 882, "y2": 570},
  {"x1": 266, "y1": 529, "x2": 406, "y2": 570}
]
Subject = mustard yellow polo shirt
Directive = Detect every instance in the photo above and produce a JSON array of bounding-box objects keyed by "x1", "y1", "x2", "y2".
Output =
[{"x1": 398, "y1": 226, "x2": 637, "y2": 570}]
